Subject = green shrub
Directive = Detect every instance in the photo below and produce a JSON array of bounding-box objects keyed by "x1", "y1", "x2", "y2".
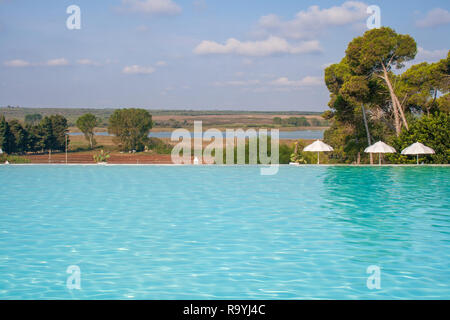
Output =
[
  {"x1": 0, "y1": 154, "x2": 31, "y2": 164},
  {"x1": 387, "y1": 112, "x2": 450, "y2": 164},
  {"x1": 146, "y1": 137, "x2": 173, "y2": 154},
  {"x1": 290, "y1": 140, "x2": 331, "y2": 164},
  {"x1": 93, "y1": 150, "x2": 110, "y2": 163}
]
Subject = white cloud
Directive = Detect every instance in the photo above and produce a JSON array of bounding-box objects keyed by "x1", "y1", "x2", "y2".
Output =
[
  {"x1": 4, "y1": 58, "x2": 69, "y2": 67},
  {"x1": 256, "y1": 1, "x2": 368, "y2": 39},
  {"x1": 194, "y1": 36, "x2": 322, "y2": 56},
  {"x1": 122, "y1": 65, "x2": 155, "y2": 74},
  {"x1": 44, "y1": 58, "x2": 69, "y2": 66},
  {"x1": 271, "y1": 76, "x2": 323, "y2": 87},
  {"x1": 416, "y1": 8, "x2": 450, "y2": 28},
  {"x1": 77, "y1": 59, "x2": 101, "y2": 66},
  {"x1": 120, "y1": 0, "x2": 181, "y2": 15},
  {"x1": 194, "y1": 2, "x2": 367, "y2": 57},
  {"x1": 3, "y1": 59, "x2": 31, "y2": 67},
  {"x1": 155, "y1": 60, "x2": 167, "y2": 66}
]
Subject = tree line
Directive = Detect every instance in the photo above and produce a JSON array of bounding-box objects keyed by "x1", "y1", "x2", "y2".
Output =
[
  {"x1": 0, "y1": 108, "x2": 154, "y2": 155},
  {"x1": 273, "y1": 116, "x2": 329, "y2": 127},
  {"x1": 0, "y1": 114, "x2": 69, "y2": 154}
]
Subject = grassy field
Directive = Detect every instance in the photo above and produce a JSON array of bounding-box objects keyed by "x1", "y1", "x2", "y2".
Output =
[{"x1": 0, "y1": 107, "x2": 327, "y2": 130}]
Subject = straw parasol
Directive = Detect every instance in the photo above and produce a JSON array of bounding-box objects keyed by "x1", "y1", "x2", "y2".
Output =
[
  {"x1": 364, "y1": 141, "x2": 396, "y2": 165},
  {"x1": 401, "y1": 142, "x2": 435, "y2": 164},
  {"x1": 303, "y1": 140, "x2": 334, "y2": 164}
]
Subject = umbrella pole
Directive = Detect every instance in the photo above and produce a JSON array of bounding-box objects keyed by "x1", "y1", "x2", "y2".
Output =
[
  {"x1": 379, "y1": 153, "x2": 381, "y2": 165},
  {"x1": 417, "y1": 154, "x2": 419, "y2": 165},
  {"x1": 317, "y1": 151, "x2": 319, "y2": 165}
]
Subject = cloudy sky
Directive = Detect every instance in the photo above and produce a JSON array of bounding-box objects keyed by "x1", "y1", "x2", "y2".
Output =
[{"x1": 0, "y1": 0, "x2": 449, "y2": 111}]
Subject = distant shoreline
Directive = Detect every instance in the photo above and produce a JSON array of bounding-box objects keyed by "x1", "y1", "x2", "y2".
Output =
[{"x1": 68, "y1": 126, "x2": 328, "y2": 133}]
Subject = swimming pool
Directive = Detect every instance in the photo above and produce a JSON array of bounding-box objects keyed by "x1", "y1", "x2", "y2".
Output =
[{"x1": 0, "y1": 165, "x2": 449, "y2": 299}]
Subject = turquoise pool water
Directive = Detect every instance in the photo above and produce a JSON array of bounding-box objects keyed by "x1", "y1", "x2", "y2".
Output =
[{"x1": 0, "y1": 165, "x2": 449, "y2": 299}]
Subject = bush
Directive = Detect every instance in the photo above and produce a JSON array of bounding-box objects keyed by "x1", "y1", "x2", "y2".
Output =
[
  {"x1": 279, "y1": 143, "x2": 293, "y2": 164},
  {"x1": 93, "y1": 150, "x2": 110, "y2": 163},
  {"x1": 146, "y1": 137, "x2": 173, "y2": 154},
  {"x1": 221, "y1": 135, "x2": 287, "y2": 164},
  {"x1": 290, "y1": 140, "x2": 331, "y2": 164},
  {"x1": 0, "y1": 154, "x2": 31, "y2": 164},
  {"x1": 387, "y1": 112, "x2": 450, "y2": 164}
]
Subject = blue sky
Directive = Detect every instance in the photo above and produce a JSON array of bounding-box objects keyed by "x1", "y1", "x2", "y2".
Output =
[{"x1": 0, "y1": 0, "x2": 449, "y2": 111}]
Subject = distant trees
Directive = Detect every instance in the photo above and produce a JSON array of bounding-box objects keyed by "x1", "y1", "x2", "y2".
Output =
[
  {"x1": 39, "y1": 115, "x2": 69, "y2": 152},
  {"x1": 76, "y1": 113, "x2": 99, "y2": 149},
  {"x1": 25, "y1": 113, "x2": 42, "y2": 126},
  {"x1": 0, "y1": 115, "x2": 15, "y2": 154},
  {"x1": 108, "y1": 108, "x2": 152, "y2": 151},
  {"x1": 273, "y1": 116, "x2": 328, "y2": 127},
  {"x1": 8, "y1": 120, "x2": 28, "y2": 153},
  {"x1": 0, "y1": 114, "x2": 69, "y2": 154}
]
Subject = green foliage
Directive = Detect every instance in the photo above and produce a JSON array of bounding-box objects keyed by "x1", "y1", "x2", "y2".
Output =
[
  {"x1": 279, "y1": 143, "x2": 293, "y2": 164},
  {"x1": 290, "y1": 140, "x2": 330, "y2": 164},
  {"x1": 25, "y1": 124, "x2": 43, "y2": 153},
  {"x1": 0, "y1": 154, "x2": 31, "y2": 163},
  {"x1": 346, "y1": 27, "x2": 417, "y2": 75},
  {"x1": 322, "y1": 27, "x2": 433, "y2": 162},
  {"x1": 76, "y1": 113, "x2": 99, "y2": 149},
  {"x1": 437, "y1": 93, "x2": 450, "y2": 114},
  {"x1": 108, "y1": 108, "x2": 152, "y2": 152},
  {"x1": 38, "y1": 115, "x2": 69, "y2": 152},
  {"x1": 289, "y1": 141, "x2": 307, "y2": 164},
  {"x1": 387, "y1": 112, "x2": 450, "y2": 164},
  {"x1": 8, "y1": 119, "x2": 28, "y2": 154},
  {"x1": 93, "y1": 150, "x2": 110, "y2": 163},
  {"x1": 397, "y1": 53, "x2": 449, "y2": 115},
  {"x1": 0, "y1": 114, "x2": 69, "y2": 154},
  {"x1": 273, "y1": 117, "x2": 282, "y2": 125},
  {"x1": 272, "y1": 116, "x2": 328, "y2": 127},
  {"x1": 0, "y1": 115, "x2": 15, "y2": 154},
  {"x1": 24, "y1": 113, "x2": 42, "y2": 126},
  {"x1": 221, "y1": 135, "x2": 291, "y2": 164},
  {"x1": 286, "y1": 116, "x2": 310, "y2": 126},
  {"x1": 146, "y1": 137, "x2": 173, "y2": 154},
  {"x1": 324, "y1": 59, "x2": 352, "y2": 94}
]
